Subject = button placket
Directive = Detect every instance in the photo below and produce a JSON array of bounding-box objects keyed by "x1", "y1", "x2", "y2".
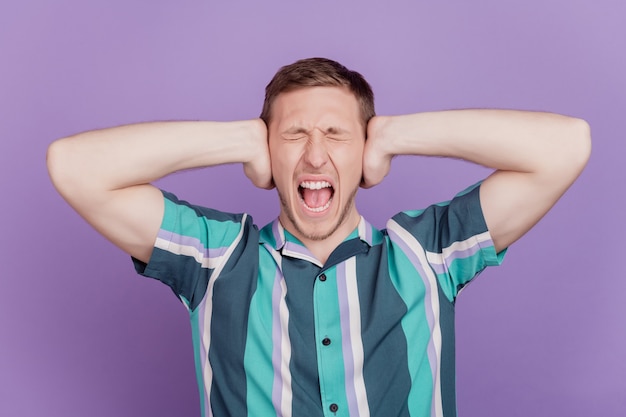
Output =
[{"x1": 313, "y1": 267, "x2": 345, "y2": 416}]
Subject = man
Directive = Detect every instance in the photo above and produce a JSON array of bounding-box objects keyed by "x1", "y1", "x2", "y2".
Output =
[{"x1": 47, "y1": 58, "x2": 590, "y2": 417}]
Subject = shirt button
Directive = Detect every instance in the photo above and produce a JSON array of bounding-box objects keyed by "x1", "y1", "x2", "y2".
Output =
[
  {"x1": 322, "y1": 337, "x2": 331, "y2": 346},
  {"x1": 330, "y1": 403, "x2": 339, "y2": 413},
  {"x1": 319, "y1": 273, "x2": 327, "y2": 282}
]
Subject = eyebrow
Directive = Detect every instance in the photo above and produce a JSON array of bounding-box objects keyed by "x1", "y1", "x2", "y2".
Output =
[
  {"x1": 283, "y1": 127, "x2": 309, "y2": 135},
  {"x1": 282, "y1": 126, "x2": 350, "y2": 135},
  {"x1": 325, "y1": 126, "x2": 349, "y2": 135}
]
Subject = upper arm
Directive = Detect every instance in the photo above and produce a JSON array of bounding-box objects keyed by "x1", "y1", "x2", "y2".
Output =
[
  {"x1": 480, "y1": 121, "x2": 591, "y2": 252},
  {"x1": 480, "y1": 170, "x2": 551, "y2": 253},
  {"x1": 85, "y1": 184, "x2": 164, "y2": 264},
  {"x1": 47, "y1": 140, "x2": 164, "y2": 263}
]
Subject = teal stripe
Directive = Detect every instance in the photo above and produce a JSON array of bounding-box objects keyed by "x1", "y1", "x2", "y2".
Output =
[
  {"x1": 259, "y1": 221, "x2": 278, "y2": 248},
  {"x1": 370, "y1": 227, "x2": 384, "y2": 246},
  {"x1": 162, "y1": 197, "x2": 241, "y2": 248},
  {"x1": 313, "y1": 268, "x2": 349, "y2": 413},
  {"x1": 244, "y1": 249, "x2": 278, "y2": 417},
  {"x1": 449, "y1": 252, "x2": 488, "y2": 283},
  {"x1": 437, "y1": 241, "x2": 505, "y2": 301},
  {"x1": 438, "y1": 252, "x2": 488, "y2": 301},
  {"x1": 455, "y1": 180, "x2": 481, "y2": 197},
  {"x1": 480, "y1": 243, "x2": 507, "y2": 266},
  {"x1": 387, "y1": 245, "x2": 434, "y2": 417},
  {"x1": 161, "y1": 197, "x2": 180, "y2": 232},
  {"x1": 402, "y1": 208, "x2": 427, "y2": 218},
  {"x1": 403, "y1": 199, "x2": 451, "y2": 218}
]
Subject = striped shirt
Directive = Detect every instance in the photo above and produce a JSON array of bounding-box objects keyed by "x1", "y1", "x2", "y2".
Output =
[{"x1": 133, "y1": 182, "x2": 505, "y2": 417}]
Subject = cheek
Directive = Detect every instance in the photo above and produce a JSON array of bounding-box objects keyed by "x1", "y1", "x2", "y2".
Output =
[
  {"x1": 271, "y1": 142, "x2": 302, "y2": 172},
  {"x1": 269, "y1": 149, "x2": 296, "y2": 187},
  {"x1": 341, "y1": 147, "x2": 364, "y2": 177},
  {"x1": 268, "y1": 141, "x2": 283, "y2": 170}
]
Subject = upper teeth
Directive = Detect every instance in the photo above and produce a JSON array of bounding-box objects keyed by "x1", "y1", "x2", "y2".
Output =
[{"x1": 300, "y1": 181, "x2": 331, "y2": 190}]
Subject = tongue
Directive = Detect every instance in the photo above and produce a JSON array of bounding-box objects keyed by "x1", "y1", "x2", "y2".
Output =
[{"x1": 302, "y1": 187, "x2": 332, "y2": 208}]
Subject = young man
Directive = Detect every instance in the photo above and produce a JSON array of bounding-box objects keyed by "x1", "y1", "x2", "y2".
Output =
[{"x1": 47, "y1": 58, "x2": 590, "y2": 417}]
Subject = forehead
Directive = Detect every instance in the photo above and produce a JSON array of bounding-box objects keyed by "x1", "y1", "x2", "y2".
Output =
[{"x1": 270, "y1": 86, "x2": 361, "y2": 130}]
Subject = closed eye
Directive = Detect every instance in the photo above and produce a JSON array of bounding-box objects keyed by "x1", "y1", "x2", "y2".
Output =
[
  {"x1": 326, "y1": 135, "x2": 350, "y2": 142},
  {"x1": 324, "y1": 126, "x2": 351, "y2": 142},
  {"x1": 282, "y1": 135, "x2": 306, "y2": 141}
]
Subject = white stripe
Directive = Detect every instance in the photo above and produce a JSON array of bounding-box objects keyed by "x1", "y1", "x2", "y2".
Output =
[
  {"x1": 440, "y1": 230, "x2": 490, "y2": 260},
  {"x1": 387, "y1": 220, "x2": 444, "y2": 417},
  {"x1": 357, "y1": 216, "x2": 367, "y2": 241},
  {"x1": 281, "y1": 247, "x2": 322, "y2": 267},
  {"x1": 200, "y1": 213, "x2": 249, "y2": 417},
  {"x1": 155, "y1": 237, "x2": 226, "y2": 269},
  {"x1": 266, "y1": 247, "x2": 293, "y2": 417},
  {"x1": 425, "y1": 231, "x2": 491, "y2": 267},
  {"x1": 425, "y1": 251, "x2": 445, "y2": 269},
  {"x1": 279, "y1": 274, "x2": 293, "y2": 417},
  {"x1": 345, "y1": 258, "x2": 370, "y2": 417},
  {"x1": 179, "y1": 295, "x2": 190, "y2": 311}
]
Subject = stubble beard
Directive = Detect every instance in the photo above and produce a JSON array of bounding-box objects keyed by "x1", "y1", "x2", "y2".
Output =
[{"x1": 277, "y1": 186, "x2": 359, "y2": 242}]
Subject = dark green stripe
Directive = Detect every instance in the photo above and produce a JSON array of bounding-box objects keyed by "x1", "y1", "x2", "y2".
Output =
[
  {"x1": 358, "y1": 242, "x2": 412, "y2": 417},
  {"x1": 438, "y1": 281, "x2": 457, "y2": 417},
  {"x1": 207, "y1": 216, "x2": 258, "y2": 417},
  {"x1": 282, "y1": 257, "x2": 325, "y2": 416},
  {"x1": 393, "y1": 185, "x2": 487, "y2": 254}
]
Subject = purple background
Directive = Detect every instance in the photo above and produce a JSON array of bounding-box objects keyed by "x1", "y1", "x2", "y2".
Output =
[{"x1": 1, "y1": 0, "x2": 624, "y2": 416}]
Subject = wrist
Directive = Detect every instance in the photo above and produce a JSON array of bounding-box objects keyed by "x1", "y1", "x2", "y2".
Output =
[
  {"x1": 241, "y1": 119, "x2": 269, "y2": 164},
  {"x1": 367, "y1": 115, "x2": 395, "y2": 159},
  {"x1": 373, "y1": 113, "x2": 438, "y2": 157},
  {"x1": 211, "y1": 119, "x2": 267, "y2": 165}
]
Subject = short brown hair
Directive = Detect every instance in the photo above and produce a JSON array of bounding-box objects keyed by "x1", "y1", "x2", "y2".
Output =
[{"x1": 260, "y1": 57, "x2": 375, "y2": 128}]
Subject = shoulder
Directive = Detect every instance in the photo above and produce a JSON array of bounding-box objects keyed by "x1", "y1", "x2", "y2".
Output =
[
  {"x1": 385, "y1": 183, "x2": 488, "y2": 251},
  {"x1": 159, "y1": 190, "x2": 258, "y2": 248},
  {"x1": 162, "y1": 190, "x2": 248, "y2": 224}
]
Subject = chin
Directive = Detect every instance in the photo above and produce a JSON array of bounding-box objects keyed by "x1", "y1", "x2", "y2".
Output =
[
  {"x1": 278, "y1": 186, "x2": 359, "y2": 243},
  {"x1": 295, "y1": 222, "x2": 340, "y2": 242}
]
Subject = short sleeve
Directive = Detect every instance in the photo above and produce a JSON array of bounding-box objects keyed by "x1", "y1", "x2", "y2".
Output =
[
  {"x1": 131, "y1": 190, "x2": 248, "y2": 309},
  {"x1": 390, "y1": 182, "x2": 506, "y2": 302}
]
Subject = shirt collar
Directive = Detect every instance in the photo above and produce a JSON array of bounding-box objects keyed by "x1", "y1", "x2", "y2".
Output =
[{"x1": 259, "y1": 216, "x2": 377, "y2": 264}]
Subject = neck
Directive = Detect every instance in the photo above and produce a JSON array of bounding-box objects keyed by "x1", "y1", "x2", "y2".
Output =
[
  {"x1": 303, "y1": 235, "x2": 347, "y2": 265},
  {"x1": 281, "y1": 211, "x2": 362, "y2": 265}
]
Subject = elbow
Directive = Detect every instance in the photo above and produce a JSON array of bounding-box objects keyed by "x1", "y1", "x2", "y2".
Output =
[
  {"x1": 46, "y1": 139, "x2": 64, "y2": 188},
  {"x1": 47, "y1": 137, "x2": 77, "y2": 197},
  {"x1": 538, "y1": 116, "x2": 591, "y2": 185},
  {"x1": 568, "y1": 117, "x2": 592, "y2": 174}
]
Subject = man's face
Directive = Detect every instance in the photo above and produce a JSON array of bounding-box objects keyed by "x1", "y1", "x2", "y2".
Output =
[{"x1": 268, "y1": 86, "x2": 365, "y2": 244}]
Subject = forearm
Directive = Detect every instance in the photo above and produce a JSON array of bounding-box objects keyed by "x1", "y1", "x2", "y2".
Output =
[
  {"x1": 372, "y1": 109, "x2": 591, "y2": 175},
  {"x1": 366, "y1": 109, "x2": 591, "y2": 251},
  {"x1": 47, "y1": 119, "x2": 270, "y2": 262},
  {"x1": 47, "y1": 119, "x2": 267, "y2": 193}
]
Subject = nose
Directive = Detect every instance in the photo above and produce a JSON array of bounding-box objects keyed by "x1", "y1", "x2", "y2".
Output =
[{"x1": 303, "y1": 136, "x2": 329, "y2": 169}]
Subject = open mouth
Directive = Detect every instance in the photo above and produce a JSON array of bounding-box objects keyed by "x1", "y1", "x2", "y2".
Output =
[{"x1": 298, "y1": 180, "x2": 334, "y2": 213}]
